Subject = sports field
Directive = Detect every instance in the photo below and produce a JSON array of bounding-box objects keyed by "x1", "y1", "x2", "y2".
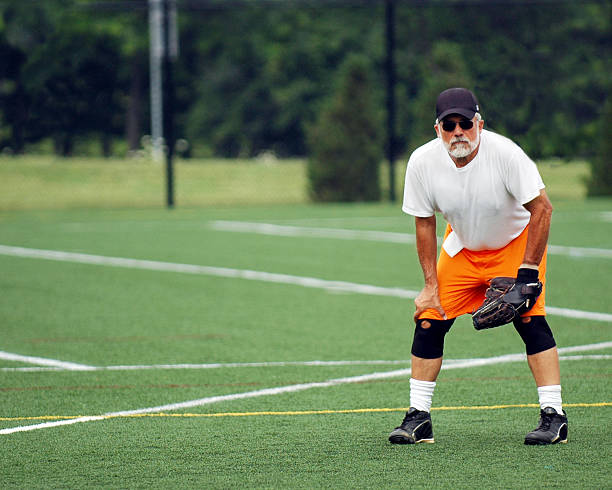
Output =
[{"x1": 0, "y1": 162, "x2": 611, "y2": 487}]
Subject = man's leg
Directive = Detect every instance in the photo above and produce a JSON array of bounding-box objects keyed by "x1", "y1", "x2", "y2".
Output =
[
  {"x1": 409, "y1": 318, "x2": 454, "y2": 409},
  {"x1": 411, "y1": 354, "x2": 443, "y2": 382},
  {"x1": 389, "y1": 319, "x2": 453, "y2": 444},
  {"x1": 514, "y1": 315, "x2": 561, "y2": 401},
  {"x1": 526, "y1": 345, "x2": 560, "y2": 387},
  {"x1": 514, "y1": 316, "x2": 568, "y2": 444}
]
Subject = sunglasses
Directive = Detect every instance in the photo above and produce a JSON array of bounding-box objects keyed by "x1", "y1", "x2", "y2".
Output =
[{"x1": 441, "y1": 119, "x2": 474, "y2": 132}]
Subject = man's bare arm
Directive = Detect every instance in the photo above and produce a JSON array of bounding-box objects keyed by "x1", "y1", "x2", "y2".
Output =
[
  {"x1": 413, "y1": 215, "x2": 447, "y2": 321},
  {"x1": 522, "y1": 189, "x2": 553, "y2": 268}
]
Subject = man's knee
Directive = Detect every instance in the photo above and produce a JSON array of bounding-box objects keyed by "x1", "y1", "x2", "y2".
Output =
[
  {"x1": 411, "y1": 318, "x2": 455, "y2": 359},
  {"x1": 513, "y1": 315, "x2": 556, "y2": 355}
]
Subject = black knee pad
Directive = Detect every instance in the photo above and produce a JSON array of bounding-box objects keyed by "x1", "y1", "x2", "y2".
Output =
[
  {"x1": 411, "y1": 318, "x2": 455, "y2": 359},
  {"x1": 513, "y1": 315, "x2": 556, "y2": 355}
]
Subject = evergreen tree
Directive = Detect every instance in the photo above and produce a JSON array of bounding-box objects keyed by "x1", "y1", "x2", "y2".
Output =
[
  {"x1": 587, "y1": 97, "x2": 612, "y2": 196},
  {"x1": 307, "y1": 55, "x2": 382, "y2": 202}
]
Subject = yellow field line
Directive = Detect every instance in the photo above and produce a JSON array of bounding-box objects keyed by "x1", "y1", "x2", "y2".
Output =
[{"x1": 1, "y1": 402, "x2": 610, "y2": 422}]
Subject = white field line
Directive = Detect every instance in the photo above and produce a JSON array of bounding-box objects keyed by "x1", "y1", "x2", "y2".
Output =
[
  {"x1": 0, "y1": 244, "x2": 417, "y2": 298},
  {"x1": 1, "y1": 244, "x2": 611, "y2": 323},
  {"x1": 210, "y1": 220, "x2": 612, "y2": 259},
  {"x1": 557, "y1": 354, "x2": 612, "y2": 361},
  {"x1": 0, "y1": 359, "x2": 415, "y2": 372},
  {"x1": 547, "y1": 245, "x2": 612, "y2": 259},
  {"x1": 210, "y1": 220, "x2": 417, "y2": 244},
  {"x1": 1, "y1": 354, "x2": 611, "y2": 373},
  {"x1": 1, "y1": 341, "x2": 610, "y2": 435},
  {"x1": 0, "y1": 351, "x2": 95, "y2": 370},
  {"x1": 1, "y1": 341, "x2": 611, "y2": 373}
]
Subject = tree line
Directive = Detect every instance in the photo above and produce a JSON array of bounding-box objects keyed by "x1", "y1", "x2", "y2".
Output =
[{"x1": 0, "y1": 0, "x2": 609, "y2": 166}]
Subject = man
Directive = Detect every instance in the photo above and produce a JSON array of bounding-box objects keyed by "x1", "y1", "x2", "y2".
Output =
[{"x1": 389, "y1": 88, "x2": 568, "y2": 446}]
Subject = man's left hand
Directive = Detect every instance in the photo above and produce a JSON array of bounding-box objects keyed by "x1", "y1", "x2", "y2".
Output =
[{"x1": 472, "y1": 268, "x2": 542, "y2": 330}]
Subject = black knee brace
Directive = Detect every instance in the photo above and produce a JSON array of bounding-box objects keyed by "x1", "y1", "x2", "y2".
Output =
[
  {"x1": 513, "y1": 316, "x2": 556, "y2": 355},
  {"x1": 411, "y1": 318, "x2": 455, "y2": 359}
]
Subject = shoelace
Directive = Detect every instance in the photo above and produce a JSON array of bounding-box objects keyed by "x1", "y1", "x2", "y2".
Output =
[
  {"x1": 398, "y1": 410, "x2": 423, "y2": 428},
  {"x1": 536, "y1": 412, "x2": 554, "y2": 431}
]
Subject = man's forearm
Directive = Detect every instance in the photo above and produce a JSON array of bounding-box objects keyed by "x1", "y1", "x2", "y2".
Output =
[
  {"x1": 415, "y1": 216, "x2": 439, "y2": 285},
  {"x1": 522, "y1": 190, "x2": 553, "y2": 268}
]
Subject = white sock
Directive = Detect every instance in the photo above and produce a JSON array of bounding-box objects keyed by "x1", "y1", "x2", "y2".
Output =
[
  {"x1": 537, "y1": 385, "x2": 563, "y2": 414},
  {"x1": 410, "y1": 378, "x2": 436, "y2": 412}
]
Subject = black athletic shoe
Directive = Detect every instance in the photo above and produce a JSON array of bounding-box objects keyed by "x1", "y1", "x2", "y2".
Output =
[
  {"x1": 389, "y1": 407, "x2": 434, "y2": 444},
  {"x1": 524, "y1": 407, "x2": 568, "y2": 445}
]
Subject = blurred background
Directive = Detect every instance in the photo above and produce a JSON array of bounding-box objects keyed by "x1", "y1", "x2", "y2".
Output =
[{"x1": 0, "y1": 0, "x2": 610, "y2": 209}]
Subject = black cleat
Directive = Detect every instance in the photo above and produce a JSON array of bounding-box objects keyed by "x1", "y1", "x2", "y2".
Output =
[
  {"x1": 389, "y1": 407, "x2": 434, "y2": 444},
  {"x1": 524, "y1": 407, "x2": 568, "y2": 445}
]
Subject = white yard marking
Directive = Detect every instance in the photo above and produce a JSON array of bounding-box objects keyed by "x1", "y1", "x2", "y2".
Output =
[
  {"x1": 0, "y1": 359, "x2": 413, "y2": 372},
  {"x1": 210, "y1": 220, "x2": 417, "y2": 244},
  {"x1": 2, "y1": 342, "x2": 611, "y2": 373},
  {"x1": 547, "y1": 245, "x2": 612, "y2": 259},
  {"x1": 1, "y1": 244, "x2": 611, "y2": 323},
  {"x1": 557, "y1": 354, "x2": 612, "y2": 361},
  {"x1": 0, "y1": 351, "x2": 95, "y2": 371},
  {"x1": 209, "y1": 220, "x2": 612, "y2": 259},
  {"x1": 1, "y1": 355, "x2": 610, "y2": 373},
  {"x1": 1, "y1": 341, "x2": 609, "y2": 435}
]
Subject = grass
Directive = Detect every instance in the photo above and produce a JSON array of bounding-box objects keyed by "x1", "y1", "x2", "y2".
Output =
[
  {"x1": 0, "y1": 155, "x2": 308, "y2": 210},
  {"x1": 0, "y1": 155, "x2": 591, "y2": 211},
  {"x1": 0, "y1": 156, "x2": 610, "y2": 488},
  {"x1": 0, "y1": 200, "x2": 611, "y2": 488}
]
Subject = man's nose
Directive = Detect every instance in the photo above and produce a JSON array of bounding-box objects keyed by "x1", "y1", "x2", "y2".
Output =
[{"x1": 452, "y1": 124, "x2": 464, "y2": 136}]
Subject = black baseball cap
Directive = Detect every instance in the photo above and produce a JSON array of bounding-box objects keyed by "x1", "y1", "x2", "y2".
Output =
[{"x1": 436, "y1": 88, "x2": 480, "y2": 121}]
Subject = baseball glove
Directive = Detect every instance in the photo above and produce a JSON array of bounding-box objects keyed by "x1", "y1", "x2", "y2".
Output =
[{"x1": 472, "y1": 275, "x2": 543, "y2": 330}]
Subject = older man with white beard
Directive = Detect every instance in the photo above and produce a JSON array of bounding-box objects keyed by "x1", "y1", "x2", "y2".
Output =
[{"x1": 388, "y1": 88, "x2": 568, "y2": 446}]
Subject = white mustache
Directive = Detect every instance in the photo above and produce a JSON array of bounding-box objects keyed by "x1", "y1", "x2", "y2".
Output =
[{"x1": 451, "y1": 138, "x2": 470, "y2": 145}]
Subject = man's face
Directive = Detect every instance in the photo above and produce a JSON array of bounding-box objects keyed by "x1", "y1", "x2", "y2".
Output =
[{"x1": 435, "y1": 115, "x2": 484, "y2": 159}]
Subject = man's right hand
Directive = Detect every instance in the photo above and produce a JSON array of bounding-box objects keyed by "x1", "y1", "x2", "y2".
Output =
[{"x1": 413, "y1": 284, "x2": 448, "y2": 322}]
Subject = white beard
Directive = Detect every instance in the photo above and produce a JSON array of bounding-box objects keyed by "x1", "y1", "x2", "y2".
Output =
[{"x1": 442, "y1": 132, "x2": 480, "y2": 159}]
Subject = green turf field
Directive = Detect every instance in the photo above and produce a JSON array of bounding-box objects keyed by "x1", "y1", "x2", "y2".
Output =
[
  {"x1": 0, "y1": 158, "x2": 610, "y2": 488},
  {"x1": 1, "y1": 198, "x2": 611, "y2": 488}
]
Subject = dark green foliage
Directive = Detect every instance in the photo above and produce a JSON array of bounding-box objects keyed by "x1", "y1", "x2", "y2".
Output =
[
  {"x1": 587, "y1": 97, "x2": 612, "y2": 196},
  {"x1": 0, "y1": 1, "x2": 129, "y2": 155},
  {"x1": 0, "y1": 1, "x2": 609, "y2": 161},
  {"x1": 182, "y1": 8, "x2": 379, "y2": 158},
  {"x1": 406, "y1": 40, "x2": 474, "y2": 152},
  {"x1": 307, "y1": 56, "x2": 382, "y2": 202}
]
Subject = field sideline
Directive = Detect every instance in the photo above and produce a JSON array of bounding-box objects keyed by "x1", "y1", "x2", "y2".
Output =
[{"x1": 1, "y1": 196, "x2": 611, "y2": 488}]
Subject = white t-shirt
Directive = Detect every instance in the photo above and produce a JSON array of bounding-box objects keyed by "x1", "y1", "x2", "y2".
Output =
[{"x1": 402, "y1": 129, "x2": 544, "y2": 255}]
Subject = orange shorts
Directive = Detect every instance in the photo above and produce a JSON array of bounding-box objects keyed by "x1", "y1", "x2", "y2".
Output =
[{"x1": 419, "y1": 224, "x2": 547, "y2": 320}]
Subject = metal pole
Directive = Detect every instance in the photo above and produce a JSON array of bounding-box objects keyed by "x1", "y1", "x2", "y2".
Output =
[
  {"x1": 163, "y1": 0, "x2": 178, "y2": 208},
  {"x1": 148, "y1": 0, "x2": 164, "y2": 163},
  {"x1": 385, "y1": 0, "x2": 397, "y2": 202}
]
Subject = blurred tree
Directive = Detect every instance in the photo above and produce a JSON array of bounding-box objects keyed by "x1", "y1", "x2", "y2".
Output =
[
  {"x1": 0, "y1": 2, "x2": 125, "y2": 156},
  {"x1": 24, "y1": 28, "x2": 123, "y2": 156},
  {"x1": 0, "y1": 1, "x2": 53, "y2": 153},
  {"x1": 91, "y1": 6, "x2": 150, "y2": 154},
  {"x1": 587, "y1": 96, "x2": 612, "y2": 196},
  {"x1": 407, "y1": 40, "x2": 473, "y2": 151},
  {"x1": 183, "y1": 7, "x2": 383, "y2": 157},
  {"x1": 393, "y1": 2, "x2": 610, "y2": 160},
  {"x1": 0, "y1": 38, "x2": 26, "y2": 153},
  {"x1": 0, "y1": 1, "x2": 608, "y2": 163},
  {"x1": 307, "y1": 55, "x2": 382, "y2": 202}
]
